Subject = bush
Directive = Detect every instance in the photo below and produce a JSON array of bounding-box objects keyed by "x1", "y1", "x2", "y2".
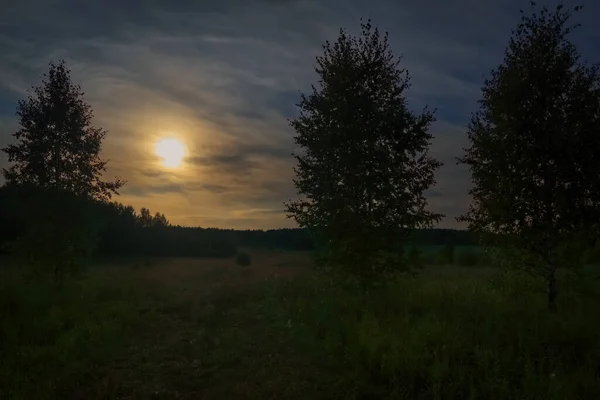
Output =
[{"x1": 236, "y1": 251, "x2": 251, "y2": 267}]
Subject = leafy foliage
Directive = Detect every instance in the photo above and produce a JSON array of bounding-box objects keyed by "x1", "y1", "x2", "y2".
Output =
[
  {"x1": 91, "y1": 203, "x2": 236, "y2": 258},
  {"x1": 457, "y1": 2, "x2": 600, "y2": 311},
  {"x1": 285, "y1": 20, "x2": 443, "y2": 284},
  {"x1": 1, "y1": 60, "x2": 124, "y2": 201},
  {"x1": 0, "y1": 60, "x2": 125, "y2": 283}
]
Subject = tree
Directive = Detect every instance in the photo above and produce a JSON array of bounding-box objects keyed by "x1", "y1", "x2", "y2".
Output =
[
  {"x1": 95, "y1": 201, "x2": 139, "y2": 255},
  {"x1": 138, "y1": 207, "x2": 153, "y2": 228},
  {"x1": 152, "y1": 212, "x2": 170, "y2": 228},
  {"x1": 1, "y1": 60, "x2": 125, "y2": 284},
  {"x1": 285, "y1": 20, "x2": 443, "y2": 286},
  {"x1": 457, "y1": 2, "x2": 600, "y2": 312},
  {"x1": 2, "y1": 60, "x2": 124, "y2": 200}
]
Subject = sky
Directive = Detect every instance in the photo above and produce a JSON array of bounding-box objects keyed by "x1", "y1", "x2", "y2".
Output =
[{"x1": 1, "y1": 0, "x2": 599, "y2": 230}]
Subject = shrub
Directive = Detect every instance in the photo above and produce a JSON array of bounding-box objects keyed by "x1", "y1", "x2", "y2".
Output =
[{"x1": 236, "y1": 251, "x2": 251, "y2": 267}]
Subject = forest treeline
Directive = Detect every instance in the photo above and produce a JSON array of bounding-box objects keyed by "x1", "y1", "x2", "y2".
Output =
[{"x1": 0, "y1": 184, "x2": 474, "y2": 258}]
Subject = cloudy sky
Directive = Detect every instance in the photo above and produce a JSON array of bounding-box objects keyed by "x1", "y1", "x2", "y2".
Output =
[{"x1": 1, "y1": 0, "x2": 598, "y2": 229}]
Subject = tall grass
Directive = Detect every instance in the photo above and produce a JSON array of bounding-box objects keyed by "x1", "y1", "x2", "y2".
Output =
[
  {"x1": 277, "y1": 269, "x2": 600, "y2": 399},
  {"x1": 2, "y1": 258, "x2": 599, "y2": 399},
  {"x1": 413, "y1": 245, "x2": 488, "y2": 266},
  {"x1": 0, "y1": 275, "x2": 141, "y2": 399}
]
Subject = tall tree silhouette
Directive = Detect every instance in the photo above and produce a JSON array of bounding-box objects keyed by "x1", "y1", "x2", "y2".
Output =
[
  {"x1": 1, "y1": 60, "x2": 124, "y2": 200},
  {"x1": 285, "y1": 20, "x2": 443, "y2": 285},
  {"x1": 1, "y1": 60, "x2": 124, "y2": 284},
  {"x1": 458, "y1": 2, "x2": 600, "y2": 312},
  {"x1": 153, "y1": 212, "x2": 170, "y2": 227},
  {"x1": 138, "y1": 207, "x2": 154, "y2": 228}
]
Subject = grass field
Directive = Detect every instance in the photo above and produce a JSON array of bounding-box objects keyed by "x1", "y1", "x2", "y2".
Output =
[{"x1": 2, "y1": 249, "x2": 600, "y2": 399}]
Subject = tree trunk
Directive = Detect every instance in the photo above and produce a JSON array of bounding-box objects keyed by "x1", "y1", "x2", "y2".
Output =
[{"x1": 546, "y1": 263, "x2": 558, "y2": 313}]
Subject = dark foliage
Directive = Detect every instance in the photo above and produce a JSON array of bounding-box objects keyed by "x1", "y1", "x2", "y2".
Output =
[
  {"x1": 285, "y1": 19, "x2": 443, "y2": 283},
  {"x1": 1, "y1": 60, "x2": 124, "y2": 201},
  {"x1": 0, "y1": 60, "x2": 126, "y2": 283},
  {"x1": 0, "y1": 184, "x2": 475, "y2": 259},
  {"x1": 236, "y1": 251, "x2": 252, "y2": 267},
  {"x1": 457, "y1": 2, "x2": 600, "y2": 311},
  {"x1": 92, "y1": 201, "x2": 236, "y2": 258}
]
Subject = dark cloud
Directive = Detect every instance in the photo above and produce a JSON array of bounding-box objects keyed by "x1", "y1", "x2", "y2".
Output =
[{"x1": 1, "y1": 0, "x2": 599, "y2": 228}]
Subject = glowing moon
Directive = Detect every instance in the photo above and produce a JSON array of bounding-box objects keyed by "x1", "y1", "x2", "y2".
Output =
[{"x1": 155, "y1": 138, "x2": 186, "y2": 168}]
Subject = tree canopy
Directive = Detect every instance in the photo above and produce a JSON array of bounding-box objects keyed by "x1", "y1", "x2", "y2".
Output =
[
  {"x1": 458, "y1": 2, "x2": 600, "y2": 311},
  {"x1": 285, "y1": 20, "x2": 443, "y2": 282},
  {"x1": 0, "y1": 60, "x2": 126, "y2": 283},
  {"x1": 1, "y1": 60, "x2": 124, "y2": 201}
]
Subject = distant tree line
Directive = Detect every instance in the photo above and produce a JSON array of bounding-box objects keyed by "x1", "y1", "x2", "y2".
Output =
[{"x1": 0, "y1": 183, "x2": 474, "y2": 259}]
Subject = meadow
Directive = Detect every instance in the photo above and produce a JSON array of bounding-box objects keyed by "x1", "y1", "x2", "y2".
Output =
[{"x1": 2, "y1": 247, "x2": 600, "y2": 399}]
